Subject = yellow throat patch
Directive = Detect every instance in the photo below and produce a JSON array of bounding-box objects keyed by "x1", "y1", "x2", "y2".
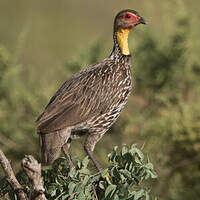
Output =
[{"x1": 116, "y1": 28, "x2": 131, "y2": 55}]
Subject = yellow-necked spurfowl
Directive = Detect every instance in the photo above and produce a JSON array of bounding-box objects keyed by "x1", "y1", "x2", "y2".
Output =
[{"x1": 36, "y1": 9, "x2": 146, "y2": 171}]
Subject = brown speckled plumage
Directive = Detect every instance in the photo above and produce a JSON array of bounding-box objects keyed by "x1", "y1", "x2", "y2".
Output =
[{"x1": 36, "y1": 9, "x2": 146, "y2": 171}]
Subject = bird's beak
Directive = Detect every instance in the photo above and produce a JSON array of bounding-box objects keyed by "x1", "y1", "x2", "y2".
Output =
[{"x1": 139, "y1": 17, "x2": 147, "y2": 25}]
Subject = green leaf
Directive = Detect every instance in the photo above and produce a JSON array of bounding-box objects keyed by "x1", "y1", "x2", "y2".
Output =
[
  {"x1": 68, "y1": 182, "x2": 76, "y2": 195},
  {"x1": 101, "y1": 168, "x2": 109, "y2": 178},
  {"x1": 145, "y1": 191, "x2": 152, "y2": 200},
  {"x1": 77, "y1": 160, "x2": 81, "y2": 169},
  {"x1": 84, "y1": 185, "x2": 92, "y2": 196},
  {"x1": 79, "y1": 168, "x2": 90, "y2": 175},
  {"x1": 135, "y1": 149, "x2": 144, "y2": 161},
  {"x1": 77, "y1": 191, "x2": 85, "y2": 200},
  {"x1": 105, "y1": 184, "x2": 117, "y2": 198},
  {"x1": 121, "y1": 169, "x2": 131, "y2": 178},
  {"x1": 122, "y1": 146, "x2": 128, "y2": 156},
  {"x1": 134, "y1": 189, "x2": 145, "y2": 200},
  {"x1": 113, "y1": 193, "x2": 120, "y2": 200},
  {"x1": 82, "y1": 175, "x2": 90, "y2": 186},
  {"x1": 145, "y1": 163, "x2": 154, "y2": 170},
  {"x1": 114, "y1": 146, "x2": 118, "y2": 151},
  {"x1": 112, "y1": 166, "x2": 120, "y2": 180},
  {"x1": 135, "y1": 156, "x2": 142, "y2": 165},
  {"x1": 146, "y1": 169, "x2": 158, "y2": 179},
  {"x1": 119, "y1": 173, "x2": 126, "y2": 183},
  {"x1": 129, "y1": 162, "x2": 134, "y2": 172},
  {"x1": 115, "y1": 155, "x2": 122, "y2": 163},
  {"x1": 62, "y1": 194, "x2": 69, "y2": 200},
  {"x1": 69, "y1": 167, "x2": 76, "y2": 178},
  {"x1": 99, "y1": 181, "x2": 107, "y2": 190},
  {"x1": 82, "y1": 156, "x2": 89, "y2": 168},
  {"x1": 108, "y1": 150, "x2": 116, "y2": 162}
]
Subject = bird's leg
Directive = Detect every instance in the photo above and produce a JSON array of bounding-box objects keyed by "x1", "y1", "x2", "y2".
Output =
[
  {"x1": 62, "y1": 139, "x2": 74, "y2": 169},
  {"x1": 84, "y1": 134, "x2": 104, "y2": 171}
]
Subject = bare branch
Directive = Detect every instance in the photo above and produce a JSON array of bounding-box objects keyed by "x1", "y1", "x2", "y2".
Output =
[
  {"x1": 0, "y1": 149, "x2": 28, "y2": 200},
  {"x1": 22, "y1": 155, "x2": 47, "y2": 200}
]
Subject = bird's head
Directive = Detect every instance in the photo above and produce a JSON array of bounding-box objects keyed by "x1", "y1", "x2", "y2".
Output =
[
  {"x1": 113, "y1": 9, "x2": 146, "y2": 55},
  {"x1": 114, "y1": 9, "x2": 146, "y2": 30}
]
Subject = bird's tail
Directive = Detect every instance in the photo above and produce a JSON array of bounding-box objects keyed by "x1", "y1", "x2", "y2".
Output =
[{"x1": 40, "y1": 132, "x2": 63, "y2": 166}]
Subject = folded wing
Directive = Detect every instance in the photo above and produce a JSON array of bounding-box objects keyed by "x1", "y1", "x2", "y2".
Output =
[{"x1": 36, "y1": 60, "x2": 115, "y2": 133}]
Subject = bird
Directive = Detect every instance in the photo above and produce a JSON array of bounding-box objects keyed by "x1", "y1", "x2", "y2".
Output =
[{"x1": 36, "y1": 9, "x2": 146, "y2": 171}]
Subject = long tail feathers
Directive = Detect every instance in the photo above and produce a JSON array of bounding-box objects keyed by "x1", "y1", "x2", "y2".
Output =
[
  {"x1": 39, "y1": 129, "x2": 71, "y2": 166},
  {"x1": 40, "y1": 132, "x2": 62, "y2": 166}
]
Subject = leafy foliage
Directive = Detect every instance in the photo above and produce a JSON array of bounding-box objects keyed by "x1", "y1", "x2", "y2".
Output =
[{"x1": 0, "y1": 145, "x2": 157, "y2": 200}]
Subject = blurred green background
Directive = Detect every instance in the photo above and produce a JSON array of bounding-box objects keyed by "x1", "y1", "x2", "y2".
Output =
[{"x1": 0, "y1": 0, "x2": 200, "y2": 199}]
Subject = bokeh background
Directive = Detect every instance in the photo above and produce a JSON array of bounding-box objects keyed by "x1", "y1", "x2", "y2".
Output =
[{"x1": 0, "y1": 0, "x2": 200, "y2": 199}]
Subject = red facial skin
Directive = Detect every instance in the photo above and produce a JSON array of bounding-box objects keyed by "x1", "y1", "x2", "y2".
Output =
[{"x1": 122, "y1": 12, "x2": 142, "y2": 27}]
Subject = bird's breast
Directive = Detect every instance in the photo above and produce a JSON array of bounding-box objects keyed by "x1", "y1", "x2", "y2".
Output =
[{"x1": 86, "y1": 58, "x2": 133, "y2": 133}]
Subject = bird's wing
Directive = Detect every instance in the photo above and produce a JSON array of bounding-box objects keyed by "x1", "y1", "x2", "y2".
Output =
[{"x1": 36, "y1": 60, "x2": 116, "y2": 133}]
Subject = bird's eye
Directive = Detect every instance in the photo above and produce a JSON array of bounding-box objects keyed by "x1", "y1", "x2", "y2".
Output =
[{"x1": 125, "y1": 14, "x2": 131, "y2": 19}]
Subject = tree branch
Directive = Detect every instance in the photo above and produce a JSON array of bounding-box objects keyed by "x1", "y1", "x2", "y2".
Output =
[
  {"x1": 21, "y1": 155, "x2": 47, "y2": 200},
  {"x1": 0, "y1": 148, "x2": 28, "y2": 200}
]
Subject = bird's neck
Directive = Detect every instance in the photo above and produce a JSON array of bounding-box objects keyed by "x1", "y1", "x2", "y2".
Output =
[
  {"x1": 110, "y1": 27, "x2": 131, "y2": 59},
  {"x1": 116, "y1": 28, "x2": 131, "y2": 55}
]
